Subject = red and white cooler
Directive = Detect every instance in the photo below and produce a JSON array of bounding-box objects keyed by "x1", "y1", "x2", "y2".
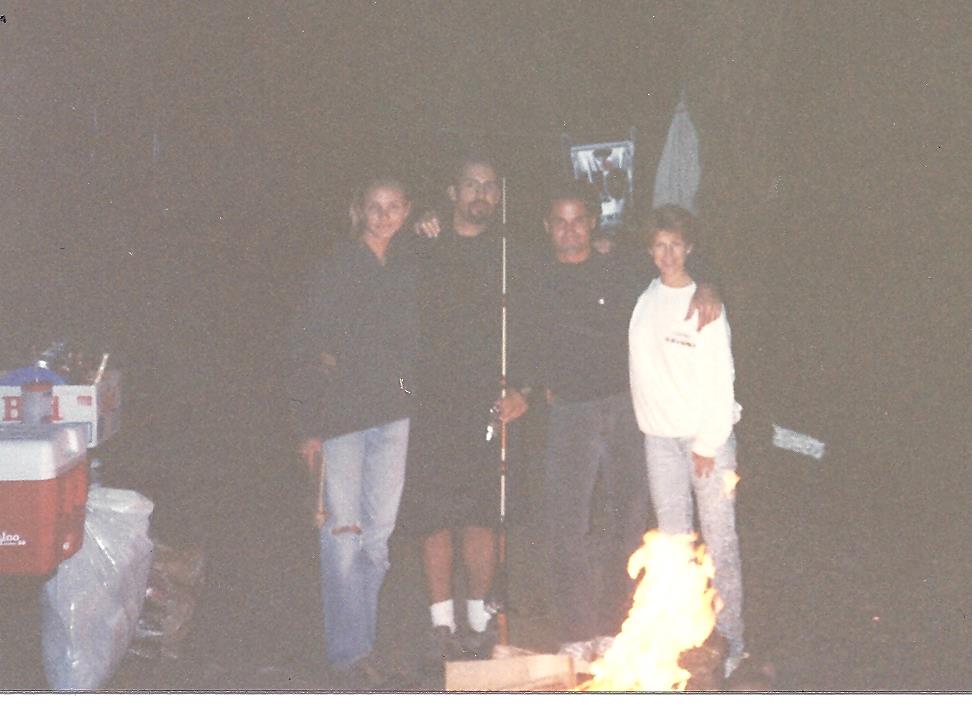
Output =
[{"x1": 0, "y1": 424, "x2": 89, "y2": 576}]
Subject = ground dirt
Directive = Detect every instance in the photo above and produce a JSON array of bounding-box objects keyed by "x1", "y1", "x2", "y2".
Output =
[{"x1": 97, "y1": 397, "x2": 969, "y2": 694}]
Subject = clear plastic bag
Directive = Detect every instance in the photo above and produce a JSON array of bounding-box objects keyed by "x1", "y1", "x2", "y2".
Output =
[{"x1": 40, "y1": 486, "x2": 154, "y2": 690}]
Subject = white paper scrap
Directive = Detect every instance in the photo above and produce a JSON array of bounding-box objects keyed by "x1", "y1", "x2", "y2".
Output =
[{"x1": 772, "y1": 424, "x2": 826, "y2": 460}]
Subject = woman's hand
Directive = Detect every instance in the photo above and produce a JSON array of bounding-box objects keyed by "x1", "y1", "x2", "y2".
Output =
[
  {"x1": 299, "y1": 437, "x2": 323, "y2": 470},
  {"x1": 692, "y1": 451, "x2": 715, "y2": 478}
]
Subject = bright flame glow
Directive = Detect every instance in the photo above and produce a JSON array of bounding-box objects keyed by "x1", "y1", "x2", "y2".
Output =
[
  {"x1": 723, "y1": 470, "x2": 740, "y2": 496},
  {"x1": 578, "y1": 531, "x2": 718, "y2": 691}
]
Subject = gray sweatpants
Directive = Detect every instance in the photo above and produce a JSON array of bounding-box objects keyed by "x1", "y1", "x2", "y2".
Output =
[{"x1": 644, "y1": 433, "x2": 745, "y2": 658}]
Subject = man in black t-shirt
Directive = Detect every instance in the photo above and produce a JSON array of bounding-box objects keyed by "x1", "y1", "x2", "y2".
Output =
[{"x1": 401, "y1": 156, "x2": 530, "y2": 664}]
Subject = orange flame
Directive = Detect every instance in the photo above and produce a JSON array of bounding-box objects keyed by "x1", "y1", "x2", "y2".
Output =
[
  {"x1": 723, "y1": 470, "x2": 740, "y2": 497},
  {"x1": 578, "y1": 531, "x2": 718, "y2": 691}
]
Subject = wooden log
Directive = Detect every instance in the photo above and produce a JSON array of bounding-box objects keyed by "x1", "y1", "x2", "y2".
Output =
[
  {"x1": 445, "y1": 654, "x2": 577, "y2": 692},
  {"x1": 682, "y1": 631, "x2": 728, "y2": 691}
]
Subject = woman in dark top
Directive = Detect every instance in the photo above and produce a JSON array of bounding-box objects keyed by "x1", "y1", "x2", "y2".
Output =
[{"x1": 290, "y1": 176, "x2": 418, "y2": 686}]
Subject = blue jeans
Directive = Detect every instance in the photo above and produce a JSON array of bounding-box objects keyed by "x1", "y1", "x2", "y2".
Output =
[
  {"x1": 543, "y1": 392, "x2": 650, "y2": 642},
  {"x1": 319, "y1": 417, "x2": 409, "y2": 670},
  {"x1": 644, "y1": 433, "x2": 744, "y2": 658}
]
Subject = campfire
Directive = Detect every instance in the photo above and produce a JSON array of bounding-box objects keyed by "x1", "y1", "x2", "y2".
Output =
[
  {"x1": 578, "y1": 531, "x2": 720, "y2": 691},
  {"x1": 724, "y1": 470, "x2": 740, "y2": 496},
  {"x1": 446, "y1": 529, "x2": 776, "y2": 692}
]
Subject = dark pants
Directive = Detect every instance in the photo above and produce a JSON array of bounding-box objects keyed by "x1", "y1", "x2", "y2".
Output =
[{"x1": 542, "y1": 391, "x2": 651, "y2": 642}]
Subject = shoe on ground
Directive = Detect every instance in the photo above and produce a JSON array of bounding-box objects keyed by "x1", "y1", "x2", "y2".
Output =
[
  {"x1": 422, "y1": 625, "x2": 464, "y2": 672},
  {"x1": 724, "y1": 653, "x2": 776, "y2": 691},
  {"x1": 336, "y1": 654, "x2": 395, "y2": 691},
  {"x1": 460, "y1": 622, "x2": 498, "y2": 661}
]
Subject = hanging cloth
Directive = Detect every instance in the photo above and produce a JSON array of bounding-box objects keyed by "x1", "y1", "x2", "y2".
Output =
[{"x1": 652, "y1": 95, "x2": 701, "y2": 215}]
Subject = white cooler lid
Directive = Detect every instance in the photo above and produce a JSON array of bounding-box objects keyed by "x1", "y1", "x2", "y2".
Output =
[{"x1": 0, "y1": 424, "x2": 88, "y2": 481}]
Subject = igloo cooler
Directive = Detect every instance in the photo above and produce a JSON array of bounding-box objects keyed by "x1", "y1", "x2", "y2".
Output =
[{"x1": 0, "y1": 424, "x2": 89, "y2": 576}]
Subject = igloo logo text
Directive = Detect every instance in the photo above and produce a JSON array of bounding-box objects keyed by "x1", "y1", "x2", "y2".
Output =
[{"x1": 0, "y1": 531, "x2": 27, "y2": 546}]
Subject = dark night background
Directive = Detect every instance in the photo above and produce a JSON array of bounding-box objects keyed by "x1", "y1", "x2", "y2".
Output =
[{"x1": 0, "y1": 0, "x2": 968, "y2": 691}]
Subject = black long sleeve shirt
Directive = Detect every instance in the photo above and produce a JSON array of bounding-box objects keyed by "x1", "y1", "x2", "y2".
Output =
[{"x1": 289, "y1": 232, "x2": 419, "y2": 440}]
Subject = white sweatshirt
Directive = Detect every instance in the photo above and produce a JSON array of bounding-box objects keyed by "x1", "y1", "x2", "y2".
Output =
[{"x1": 628, "y1": 279, "x2": 741, "y2": 457}]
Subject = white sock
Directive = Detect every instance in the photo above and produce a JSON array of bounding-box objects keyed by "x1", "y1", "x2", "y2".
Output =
[
  {"x1": 466, "y1": 599, "x2": 491, "y2": 633},
  {"x1": 430, "y1": 600, "x2": 456, "y2": 633}
]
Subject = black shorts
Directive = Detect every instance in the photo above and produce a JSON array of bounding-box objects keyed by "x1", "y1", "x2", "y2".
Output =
[{"x1": 398, "y1": 403, "x2": 501, "y2": 536}]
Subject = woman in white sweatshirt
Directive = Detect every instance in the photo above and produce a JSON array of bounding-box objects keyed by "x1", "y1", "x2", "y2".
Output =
[{"x1": 628, "y1": 204, "x2": 745, "y2": 677}]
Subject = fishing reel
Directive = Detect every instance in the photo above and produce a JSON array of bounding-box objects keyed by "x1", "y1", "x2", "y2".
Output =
[{"x1": 485, "y1": 404, "x2": 501, "y2": 442}]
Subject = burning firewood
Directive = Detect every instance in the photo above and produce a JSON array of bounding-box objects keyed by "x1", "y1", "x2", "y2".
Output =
[
  {"x1": 578, "y1": 531, "x2": 719, "y2": 691},
  {"x1": 724, "y1": 655, "x2": 776, "y2": 692},
  {"x1": 681, "y1": 632, "x2": 728, "y2": 691}
]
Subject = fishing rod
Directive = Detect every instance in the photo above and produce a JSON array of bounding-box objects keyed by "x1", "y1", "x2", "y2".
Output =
[{"x1": 494, "y1": 176, "x2": 511, "y2": 647}]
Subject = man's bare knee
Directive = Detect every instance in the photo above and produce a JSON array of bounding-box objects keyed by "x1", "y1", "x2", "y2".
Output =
[{"x1": 332, "y1": 524, "x2": 362, "y2": 535}]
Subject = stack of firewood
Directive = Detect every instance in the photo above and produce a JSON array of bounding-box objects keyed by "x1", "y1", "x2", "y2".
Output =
[
  {"x1": 443, "y1": 637, "x2": 775, "y2": 692},
  {"x1": 445, "y1": 648, "x2": 577, "y2": 691},
  {"x1": 128, "y1": 542, "x2": 206, "y2": 661}
]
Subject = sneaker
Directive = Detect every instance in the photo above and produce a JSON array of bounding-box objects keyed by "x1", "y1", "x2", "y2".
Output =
[
  {"x1": 424, "y1": 625, "x2": 464, "y2": 669},
  {"x1": 724, "y1": 653, "x2": 776, "y2": 691},
  {"x1": 336, "y1": 654, "x2": 394, "y2": 691},
  {"x1": 460, "y1": 622, "x2": 498, "y2": 661}
]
